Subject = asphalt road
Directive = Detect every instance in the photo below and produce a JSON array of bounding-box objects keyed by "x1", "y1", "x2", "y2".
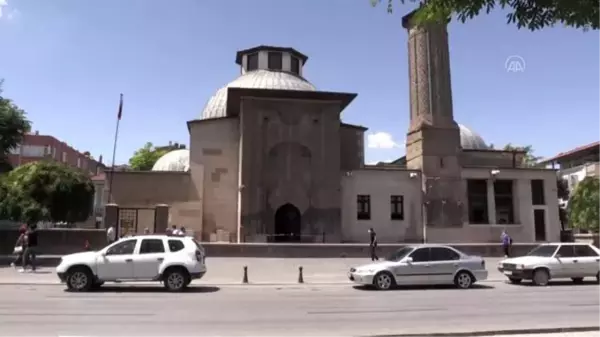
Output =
[{"x1": 0, "y1": 281, "x2": 598, "y2": 337}]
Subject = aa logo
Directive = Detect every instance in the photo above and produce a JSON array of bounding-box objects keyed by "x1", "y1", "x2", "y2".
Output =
[{"x1": 505, "y1": 55, "x2": 526, "y2": 73}]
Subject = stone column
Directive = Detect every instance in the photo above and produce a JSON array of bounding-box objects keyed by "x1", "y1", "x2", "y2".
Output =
[
  {"x1": 104, "y1": 203, "x2": 119, "y2": 237},
  {"x1": 486, "y1": 179, "x2": 496, "y2": 224},
  {"x1": 154, "y1": 204, "x2": 170, "y2": 234}
]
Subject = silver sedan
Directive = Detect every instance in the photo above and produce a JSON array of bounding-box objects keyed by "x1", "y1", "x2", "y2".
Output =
[{"x1": 347, "y1": 244, "x2": 488, "y2": 290}]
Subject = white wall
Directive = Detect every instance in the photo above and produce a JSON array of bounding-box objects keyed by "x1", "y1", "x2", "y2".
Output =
[{"x1": 341, "y1": 168, "x2": 423, "y2": 243}]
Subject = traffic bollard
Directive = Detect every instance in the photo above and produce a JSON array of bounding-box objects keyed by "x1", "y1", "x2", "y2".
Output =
[
  {"x1": 298, "y1": 266, "x2": 304, "y2": 284},
  {"x1": 242, "y1": 266, "x2": 249, "y2": 284}
]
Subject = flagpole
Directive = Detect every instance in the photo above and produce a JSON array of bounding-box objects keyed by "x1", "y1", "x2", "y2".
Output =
[{"x1": 107, "y1": 93, "x2": 123, "y2": 204}]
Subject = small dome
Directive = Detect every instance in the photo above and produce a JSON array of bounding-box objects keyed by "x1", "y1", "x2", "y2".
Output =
[
  {"x1": 152, "y1": 149, "x2": 189, "y2": 172},
  {"x1": 458, "y1": 124, "x2": 488, "y2": 150},
  {"x1": 200, "y1": 69, "x2": 316, "y2": 119}
]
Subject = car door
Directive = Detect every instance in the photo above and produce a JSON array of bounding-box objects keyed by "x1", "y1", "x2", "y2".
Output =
[
  {"x1": 133, "y1": 238, "x2": 167, "y2": 279},
  {"x1": 553, "y1": 245, "x2": 578, "y2": 278},
  {"x1": 573, "y1": 244, "x2": 600, "y2": 277},
  {"x1": 400, "y1": 248, "x2": 433, "y2": 285},
  {"x1": 429, "y1": 247, "x2": 461, "y2": 284},
  {"x1": 96, "y1": 239, "x2": 137, "y2": 280}
]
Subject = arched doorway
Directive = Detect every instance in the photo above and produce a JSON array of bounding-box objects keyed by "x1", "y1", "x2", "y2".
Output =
[{"x1": 274, "y1": 203, "x2": 301, "y2": 242}]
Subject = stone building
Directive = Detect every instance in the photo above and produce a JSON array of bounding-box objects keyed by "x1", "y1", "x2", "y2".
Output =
[{"x1": 103, "y1": 11, "x2": 560, "y2": 243}]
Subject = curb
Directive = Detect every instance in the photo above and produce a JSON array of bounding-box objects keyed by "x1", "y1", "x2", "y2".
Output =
[{"x1": 366, "y1": 326, "x2": 600, "y2": 337}]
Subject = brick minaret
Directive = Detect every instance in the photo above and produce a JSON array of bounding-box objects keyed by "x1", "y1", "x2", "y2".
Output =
[{"x1": 402, "y1": 10, "x2": 464, "y2": 232}]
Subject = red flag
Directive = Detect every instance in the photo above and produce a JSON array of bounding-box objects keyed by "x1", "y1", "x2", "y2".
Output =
[{"x1": 117, "y1": 93, "x2": 123, "y2": 120}]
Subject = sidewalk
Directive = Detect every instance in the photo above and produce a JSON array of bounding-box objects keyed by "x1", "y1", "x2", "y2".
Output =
[{"x1": 0, "y1": 257, "x2": 506, "y2": 285}]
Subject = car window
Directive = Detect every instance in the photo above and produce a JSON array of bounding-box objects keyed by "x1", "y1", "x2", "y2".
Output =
[
  {"x1": 106, "y1": 239, "x2": 137, "y2": 256},
  {"x1": 139, "y1": 239, "x2": 165, "y2": 254},
  {"x1": 574, "y1": 245, "x2": 599, "y2": 257},
  {"x1": 556, "y1": 245, "x2": 576, "y2": 258},
  {"x1": 527, "y1": 245, "x2": 558, "y2": 257},
  {"x1": 385, "y1": 247, "x2": 414, "y2": 261},
  {"x1": 168, "y1": 239, "x2": 185, "y2": 252},
  {"x1": 410, "y1": 248, "x2": 430, "y2": 262},
  {"x1": 430, "y1": 247, "x2": 460, "y2": 261}
]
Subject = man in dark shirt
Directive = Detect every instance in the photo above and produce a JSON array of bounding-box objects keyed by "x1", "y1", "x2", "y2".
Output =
[
  {"x1": 21, "y1": 224, "x2": 38, "y2": 272},
  {"x1": 368, "y1": 228, "x2": 379, "y2": 261}
]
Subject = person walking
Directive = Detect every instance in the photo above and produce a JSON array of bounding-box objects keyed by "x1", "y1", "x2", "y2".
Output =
[
  {"x1": 20, "y1": 224, "x2": 38, "y2": 273},
  {"x1": 10, "y1": 225, "x2": 27, "y2": 268},
  {"x1": 501, "y1": 230, "x2": 512, "y2": 257},
  {"x1": 368, "y1": 228, "x2": 379, "y2": 261},
  {"x1": 106, "y1": 226, "x2": 116, "y2": 244}
]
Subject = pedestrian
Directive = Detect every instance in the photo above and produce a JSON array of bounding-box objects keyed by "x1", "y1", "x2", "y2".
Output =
[
  {"x1": 106, "y1": 226, "x2": 116, "y2": 244},
  {"x1": 501, "y1": 230, "x2": 512, "y2": 257},
  {"x1": 144, "y1": 227, "x2": 150, "y2": 235},
  {"x1": 20, "y1": 224, "x2": 38, "y2": 273},
  {"x1": 171, "y1": 225, "x2": 181, "y2": 236},
  {"x1": 368, "y1": 227, "x2": 379, "y2": 261},
  {"x1": 10, "y1": 225, "x2": 27, "y2": 268},
  {"x1": 179, "y1": 226, "x2": 186, "y2": 236}
]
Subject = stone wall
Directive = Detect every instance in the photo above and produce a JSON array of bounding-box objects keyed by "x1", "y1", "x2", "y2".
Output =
[{"x1": 0, "y1": 228, "x2": 107, "y2": 255}]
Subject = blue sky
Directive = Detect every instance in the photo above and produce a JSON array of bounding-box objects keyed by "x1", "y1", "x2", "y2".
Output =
[{"x1": 0, "y1": 0, "x2": 597, "y2": 166}]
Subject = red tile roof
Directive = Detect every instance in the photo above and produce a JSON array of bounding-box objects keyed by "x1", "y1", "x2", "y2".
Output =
[{"x1": 539, "y1": 141, "x2": 600, "y2": 164}]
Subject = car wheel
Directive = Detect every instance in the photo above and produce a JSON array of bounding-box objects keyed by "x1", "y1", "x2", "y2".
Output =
[
  {"x1": 532, "y1": 268, "x2": 550, "y2": 286},
  {"x1": 454, "y1": 271, "x2": 474, "y2": 289},
  {"x1": 571, "y1": 277, "x2": 584, "y2": 284},
  {"x1": 508, "y1": 277, "x2": 522, "y2": 284},
  {"x1": 373, "y1": 271, "x2": 395, "y2": 290},
  {"x1": 66, "y1": 267, "x2": 93, "y2": 292},
  {"x1": 163, "y1": 268, "x2": 189, "y2": 292}
]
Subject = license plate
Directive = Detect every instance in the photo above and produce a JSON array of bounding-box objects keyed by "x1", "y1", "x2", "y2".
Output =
[{"x1": 504, "y1": 271, "x2": 513, "y2": 275}]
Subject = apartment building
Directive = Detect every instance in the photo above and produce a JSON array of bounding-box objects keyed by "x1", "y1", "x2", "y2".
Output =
[
  {"x1": 7, "y1": 131, "x2": 106, "y2": 176},
  {"x1": 539, "y1": 141, "x2": 599, "y2": 193}
]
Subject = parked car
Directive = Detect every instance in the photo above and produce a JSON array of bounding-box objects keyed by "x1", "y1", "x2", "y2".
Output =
[
  {"x1": 56, "y1": 235, "x2": 206, "y2": 292},
  {"x1": 347, "y1": 244, "x2": 488, "y2": 290},
  {"x1": 497, "y1": 242, "x2": 600, "y2": 286}
]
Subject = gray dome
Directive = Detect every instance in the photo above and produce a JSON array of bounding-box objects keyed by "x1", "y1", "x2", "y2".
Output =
[
  {"x1": 200, "y1": 70, "x2": 316, "y2": 119},
  {"x1": 458, "y1": 124, "x2": 488, "y2": 150},
  {"x1": 152, "y1": 149, "x2": 189, "y2": 172}
]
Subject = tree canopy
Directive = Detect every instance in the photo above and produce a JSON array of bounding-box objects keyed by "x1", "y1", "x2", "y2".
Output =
[
  {"x1": 128, "y1": 142, "x2": 169, "y2": 171},
  {"x1": 0, "y1": 161, "x2": 95, "y2": 224},
  {"x1": 501, "y1": 143, "x2": 542, "y2": 167},
  {"x1": 567, "y1": 177, "x2": 599, "y2": 232},
  {"x1": 0, "y1": 82, "x2": 31, "y2": 169},
  {"x1": 371, "y1": 0, "x2": 598, "y2": 31}
]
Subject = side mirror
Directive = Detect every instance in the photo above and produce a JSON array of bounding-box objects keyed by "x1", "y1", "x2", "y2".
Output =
[
  {"x1": 405, "y1": 257, "x2": 413, "y2": 264},
  {"x1": 100, "y1": 251, "x2": 107, "y2": 257}
]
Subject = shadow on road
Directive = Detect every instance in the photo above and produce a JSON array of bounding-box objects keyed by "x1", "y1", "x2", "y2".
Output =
[
  {"x1": 352, "y1": 284, "x2": 494, "y2": 291},
  {"x1": 515, "y1": 280, "x2": 599, "y2": 287},
  {"x1": 65, "y1": 285, "x2": 221, "y2": 293}
]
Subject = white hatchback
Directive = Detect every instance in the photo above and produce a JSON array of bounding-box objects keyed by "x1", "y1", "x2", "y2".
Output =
[
  {"x1": 498, "y1": 242, "x2": 600, "y2": 286},
  {"x1": 56, "y1": 235, "x2": 207, "y2": 292}
]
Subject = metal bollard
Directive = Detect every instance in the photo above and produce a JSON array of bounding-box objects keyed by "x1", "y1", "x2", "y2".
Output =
[
  {"x1": 242, "y1": 266, "x2": 249, "y2": 284},
  {"x1": 298, "y1": 266, "x2": 304, "y2": 284}
]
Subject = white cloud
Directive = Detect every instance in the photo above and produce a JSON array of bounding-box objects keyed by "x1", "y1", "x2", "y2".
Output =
[
  {"x1": 367, "y1": 131, "x2": 402, "y2": 149},
  {"x1": 0, "y1": 0, "x2": 8, "y2": 19},
  {"x1": 0, "y1": 0, "x2": 17, "y2": 20}
]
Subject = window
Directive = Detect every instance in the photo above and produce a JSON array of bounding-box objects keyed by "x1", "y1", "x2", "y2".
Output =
[
  {"x1": 390, "y1": 195, "x2": 404, "y2": 220},
  {"x1": 45, "y1": 145, "x2": 52, "y2": 156},
  {"x1": 77, "y1": 157, "x2": 81, "y2": 168},
  {"x1": 22, "y1": 145, "x2": 45, "y2": 157},
  {"x1": 574, "y1": 245, "x2": 599, "y2": 257},
  {"x1": 139, "y1": 239, "x2": 165, "y2": 254},
  {"x1": 467, "y1": 179, "x2": 488, "y2": 224},
  {"x1": 556, "y1": 245, "x2": 576, "y2": 258},
  {"x1": 52, "y1": 147, "x2": 56, "y2": 158},
  {"x1": 62, "y1": 152, "x2": 67, "y2": 162},
  {"x1": 268, "y1": 51, "x2": 282, "y2": 70},
  {"x1": 494, "y1": 180, "x2": 514, "y2": 224},
  {"x1": 106, "y1": 239, "x2": 136, "y2": 255},
  {"x1": 569, "y1": 175, "x2": 579, "y2": 191},
  {"x1": 531, "y1": 179, "x2": 545, "y2": 205},
  {"x1": 247, "y1": 53, "x2": 258, "y2": 71},
  {"x1": 356, "y1": 195, "x2": 371, "y2": 220},
  {"x1": 290, "y1": 56, "x2": 300, "y2": 74},
  {"x1": 430, "y1": 247, "x2": 460, "y2": 261},
  {"x1": 168, "y1": 239, "x2": 185, "y2": 252},
  {"x1": 409, "y1": 248, "x2": 430, "y2": 262},
  {"x1": 526, "y1": 245, "x2": 558, "y2": 257}
]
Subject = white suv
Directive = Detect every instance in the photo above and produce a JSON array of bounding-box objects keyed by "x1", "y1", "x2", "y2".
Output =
[
  {"x1": 56, "y1": 235, "x2": 207, "y2": 292},
  {"x1": 498, "y1": 242, "x2": 600, "y2": 286}
]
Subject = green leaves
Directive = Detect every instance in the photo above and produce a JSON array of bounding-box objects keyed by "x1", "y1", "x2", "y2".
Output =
[
  {"x1": 372, "y1": 0, "x2": 599, "y2": 31},
  {"x1": 0, "y1": 82, "x2": 31, "y2": 168},
  {"x1": 567, "y1": 177, "x2": 599, "y2": 232},
  {"x1": 0, "y1": 161, "x2": 95, "y2": 224},
  {"x1": 502, "y1": 143, "x2": 542, "y2": 167},
  {"x1": 128, "y1": 142, "x2": 169, "y2": 171}
]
